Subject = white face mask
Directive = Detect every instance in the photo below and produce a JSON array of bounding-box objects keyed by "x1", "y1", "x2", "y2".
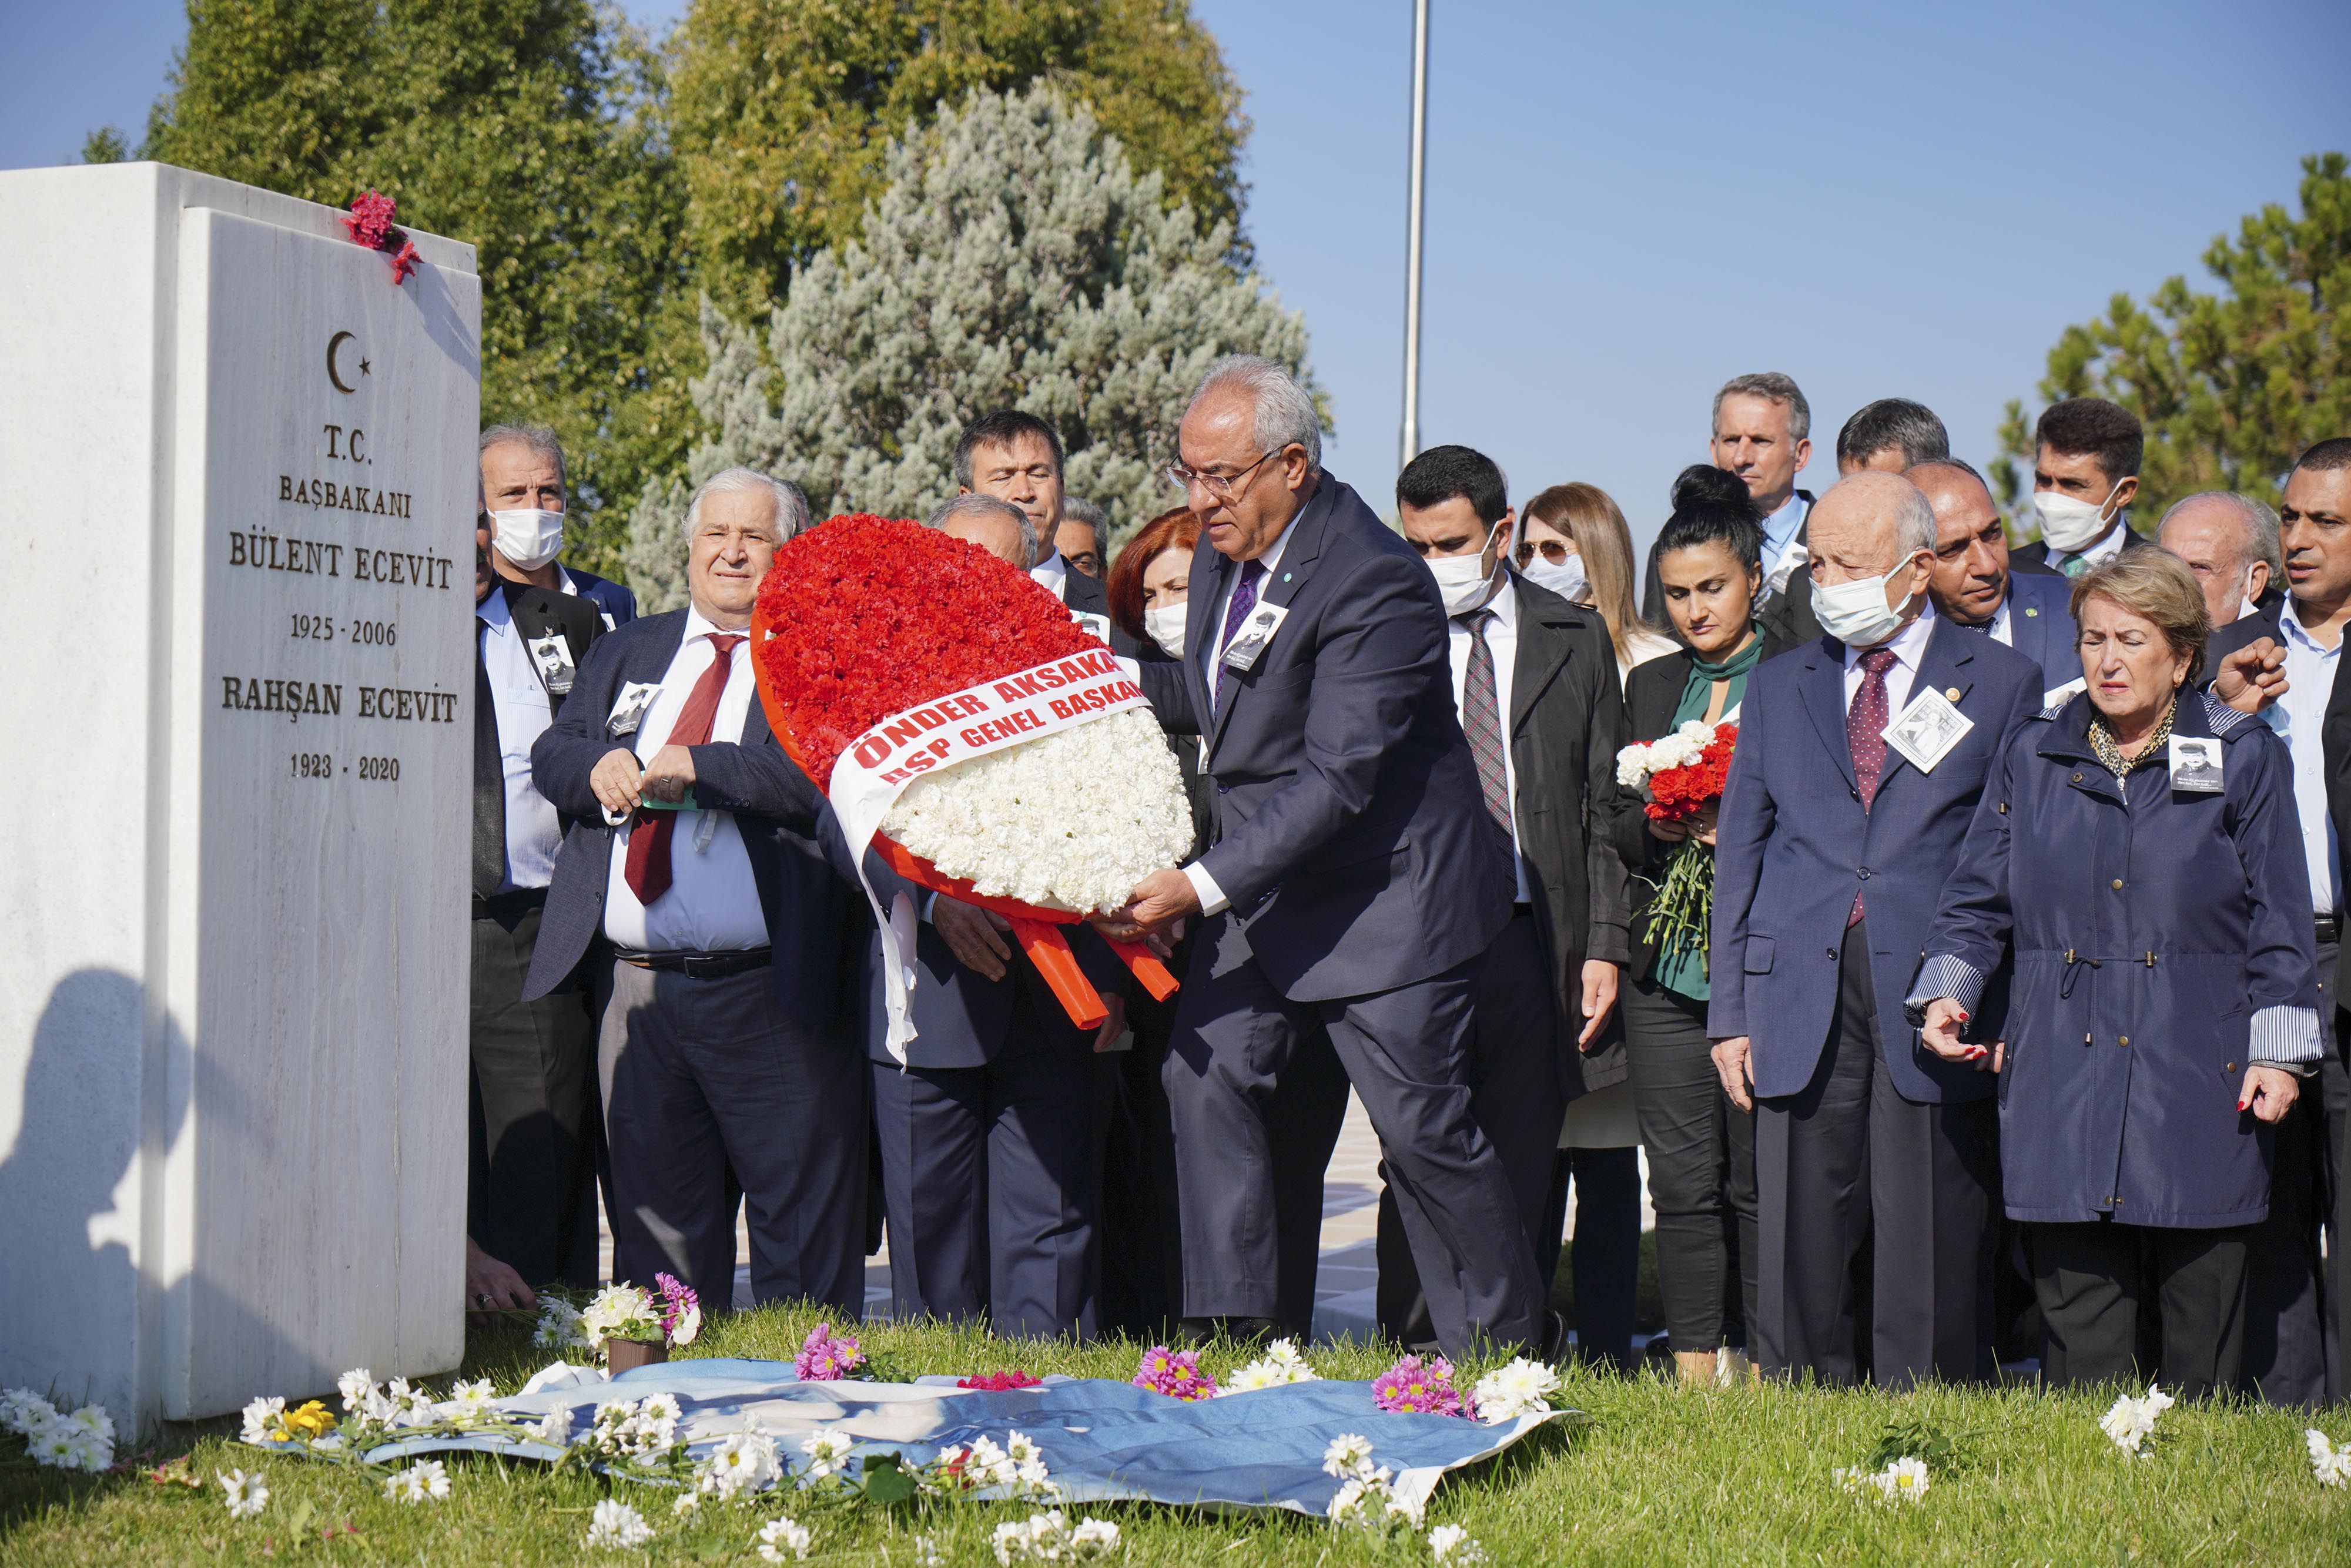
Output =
[
  {"x1": 2032, "y1": 481, "x2": 2124, "y2": 555},
  {"x1": 1144, "y1": 602, "x2": 1187, "y2": 659},
  {"x1": 1521, "y1": 551, "x2": 1588, "y2": 604},
  {"x1": 1424, "y1": 526, "x2": 1503, "y2": 618},
  {"x1": 1810, "y1": 557, "x2": 1921, "y2": 648},
  {"x1": 490, "y1": 507, "x2": 567, "y2": 571}
]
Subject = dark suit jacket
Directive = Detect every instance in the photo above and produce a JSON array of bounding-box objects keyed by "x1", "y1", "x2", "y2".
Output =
[
  {"x1": 2009, "y1": 521, "x2": 2153, "y2": 574},
  {"x1": 564, "y1": 564, "x2": 639, "y2": 628},
  {"x1": 2209, "y1": 598, "x2": 2351, "y2": 1004},
  {"x1": 483, "y1": 580, "x2": 603, "y2": 725},
  {"x1": 1988, "y1": 567, "x2": 2078, "y2": 693},
  {"x1": 1499, "y1": 574, "x2": 1637, "y2": 1095},
  {"x1": 1709, "y1": 617, "x2": 2044, "y2": 1103},
  {"x1": 521, "y1": 610, "x2": 868, "y2": 1028},
  {"x1": 1136, "y1": 473, "x2": 1515, "y2": 1002},
  {"x1": 1760, "y1": 545, "x2": 2066, "y2": 672},
  {"x1": 1058, "y1": 562, "x2": 1141, "y2": 659}
]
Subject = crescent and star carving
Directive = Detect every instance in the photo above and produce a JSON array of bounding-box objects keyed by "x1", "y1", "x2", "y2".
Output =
[{"x1": 326, "y1": 330, "x2": 370, "y2": 393}]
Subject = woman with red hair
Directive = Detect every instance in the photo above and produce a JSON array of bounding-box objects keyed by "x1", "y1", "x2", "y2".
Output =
[{"x1": 1106, "y1": 507, "x2": 1203, "y2": 657}]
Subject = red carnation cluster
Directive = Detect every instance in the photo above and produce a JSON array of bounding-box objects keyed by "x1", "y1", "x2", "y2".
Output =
[
  {"x1": 754, "y1": 514, "x2": 1100, "y2": 789},
  {"x1": 340, "y1": 190, "x2": 421, "y2": 284},
  {"x1": 955, "y1": 1371, "x2": 1043, "y2": 1391},
  {"x1": 1643, "y1": 723, "x2": 1737, "y2": 822}
]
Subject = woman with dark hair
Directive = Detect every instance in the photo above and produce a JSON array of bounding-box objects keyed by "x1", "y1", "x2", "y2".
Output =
[
  {"x1": 1096, "y1": 508, "x2": 1210, "y2": 1335},
  {"x1": 1615, "y1": 464, "x2": 1782, "y2": 1384}
]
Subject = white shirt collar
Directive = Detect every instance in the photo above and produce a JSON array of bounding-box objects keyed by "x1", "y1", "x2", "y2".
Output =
[
  {"x1": 1456, "y1": 572, "x2": 1517, "y2": 629},
  {"x1": 2279, "y1": 594, "x2": 2342, "y2": 655},
  {"x1": 477, "y1": 583, "x2": 511, "y2": 629},
  {"x1": 1029, "y1": 550, "x2": 1068, "y2": 598},
  {"x1": 1246, "y1": 510, "x2": 1302, "y2": 584},
  {"x1": 682, "y1": 604, "x2": 749, "y2": 647},
  {"x1": 1843, "y1": 597, "x2": 1939, "y2": 672}
]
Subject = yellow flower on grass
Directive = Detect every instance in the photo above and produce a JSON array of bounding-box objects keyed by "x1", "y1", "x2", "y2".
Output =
[{"x1": 277, "y1": 1401, "x2": 335, "y2": 1442}]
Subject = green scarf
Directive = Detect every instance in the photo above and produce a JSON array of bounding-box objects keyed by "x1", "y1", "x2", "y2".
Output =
[{"x1": 1655, "y1": 626, "x2": 1762, "y2": 1001}]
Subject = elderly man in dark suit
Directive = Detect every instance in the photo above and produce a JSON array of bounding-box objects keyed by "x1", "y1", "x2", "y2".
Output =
[
  {"x1": 1912, "y1": 458, "x2": 2078, "y2": 695},
  {"x1": 1097, "y1": 356, "x2": 1543, "y2": 1359},
  {"x1": 1378, "y1": 444, "x2": 1634, "y2": 1353},
  {"x1": 1709, "y1": 471, "x2": 2043, "y2": 1388},
  {"x1": 465, "y1": 490, "x2": 606, "y2": 1318},
  {"x1": 525, "y1": 467, "x2": 870, "y2": 1314}
]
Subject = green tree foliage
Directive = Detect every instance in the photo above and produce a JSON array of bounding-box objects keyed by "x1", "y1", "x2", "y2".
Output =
[
  {"x1": 143, "y1": 0, "x2": 688, "y2": 575},
  {"x1": 1995, "y1": 152, "x2": 2350, "y2": 517},
  {"x1": 80, "y1": 128, "x2": 131, "y2": 163},
  {"x1": 668, "y1": 0, "x2": 1248, "y2": 323},
  {"x1": 626, "y1": 86, "x2": 1312, "y2": 611}
]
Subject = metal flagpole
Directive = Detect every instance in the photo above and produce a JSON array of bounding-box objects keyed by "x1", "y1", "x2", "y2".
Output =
[{"x1": 1399, "y1": 0, "x2": 1430, "y2": 471}]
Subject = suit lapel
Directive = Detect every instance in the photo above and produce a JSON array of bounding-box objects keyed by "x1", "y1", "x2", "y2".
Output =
[
  {"x1": 1510, "y1": 584, "x2": 1573, "y2": 735},
  {"x1": 1801, "y1": 639, "x2": 1858, "y2": 790},
  {"x1": 1205, "y1": 479, "x2": 1335, "y2": 760}
]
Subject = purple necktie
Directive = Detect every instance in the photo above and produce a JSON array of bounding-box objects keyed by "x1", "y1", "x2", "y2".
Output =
[
  {"x1": 1846, "y1": 646, "x2": 1898, "y2": 925},
  {"x1": 1213, "y1": 559, "x2": 1267, "y2": 712}
]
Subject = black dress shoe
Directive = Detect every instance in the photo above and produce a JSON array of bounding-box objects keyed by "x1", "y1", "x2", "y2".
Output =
[{"x1": 1540, "y1": 1309, "x2": 1571, "y2": 1367}]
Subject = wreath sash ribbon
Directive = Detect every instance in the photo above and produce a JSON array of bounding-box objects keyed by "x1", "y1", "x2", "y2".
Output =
[{"x1": 822, "y1": 647, "x2": 1154, "y2": 1063}]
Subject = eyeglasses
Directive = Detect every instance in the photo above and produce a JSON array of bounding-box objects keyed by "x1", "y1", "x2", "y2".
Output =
[
  {"x1": 1517, "y1": 539, "x2": 1575, "y2": 567},
  {"x1": 1168, "y1": 448, "x2": 1281, "y2": 502},
  {"x1": 1065, "y1": 552, "x2": 1103, "y2": 576}
]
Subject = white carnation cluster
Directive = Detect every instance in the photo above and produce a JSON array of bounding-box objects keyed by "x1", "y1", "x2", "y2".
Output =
[
  {"x1": 1322, "y1": 1433, "x2": 1424, "y2": 1530},
  {"x1": 1223, "y1": 1337, "x2": 1321, "y2": 1392},
  {"x1": 2307, "y1": 1428, "x2": 2351, "y2": 1488},
  {"x1": 3, "y1": 1389, "x2": 115, "y2": 1473},
  {"x1": 1616, "y1": 719, "x2": 1719, "y2": 790},
  {"x1": 1833, "y1": 1456, "x2": 1931, "y2": 1503},
  {"x1": 883, "y1": 706, "x2": 1196, "y2": 913},
  {"x1": 1468, "y1": 1356, "x2": 1560, "y2": 1424},
  {"x1": 580, "y1": 1284, "x2": 660, "y2": 1349},
  {"x1": 2098, "y1": 1384, "x2": 2175, "y2": 1458},
  {"x1": 588, "y1": 1393, "x2": 684, "y2": 1460},
  {"x1": 989, "y1": 1509, "x2": 1120, "y2": 1563}
]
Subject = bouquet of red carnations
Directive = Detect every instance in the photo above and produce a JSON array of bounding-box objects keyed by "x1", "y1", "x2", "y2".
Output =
[
  {"x1": 1615, "y1": 721, "x2": 1738, "y2": 969},
  {"x1": 752, "y1": 515, "x2": 1191, "y2": 1051}
]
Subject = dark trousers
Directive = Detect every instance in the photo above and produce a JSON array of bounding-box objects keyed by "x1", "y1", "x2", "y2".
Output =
[
  {"x1": 2032, "y1": 1220, "x2": 2251, "y2": 1398},
  {"x1": 1166, "y1": 933, "x2": 1545, "y2": 1354},
  {"x1": 872, "y1": 987, "x2": 1103, "y2": 1341},
  {"x1": 1754, "y1": 920, "x2": 1997, "y2": 1388},
  {"x1": 1374, "y1": 913, "x2": 1563, "y2": 1349},
  {"x1": 1540, "y1": 1145, "x2": 1642, "y2": 1368},
  {"x1": 1625, "y1": 974, "x2": 1759, "y2": 1353},
  {"x1": 596, "y1": 957, "x2": 866, "y2": 1314},
  {"x1": 468, "y1": 896, "x2": 600, "y2": 1289},
  {"x1": 1097, "y1": 936, "x2": 1195, "y2": 1339},
  {"x1": 2242, "y1": 933, "x2": 2343, "y2": 1406}
]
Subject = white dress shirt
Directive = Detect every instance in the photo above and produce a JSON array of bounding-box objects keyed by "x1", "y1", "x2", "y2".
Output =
[
  {"x1": 1447, "y1": 578, "x2": 1532, "y2": 902},
  {"x1": 1984, "y1": 594, "x2": 2013, "y2": 647},
  {"x1": 2052, "y1": 514, "x2": 2132, "y2": 575},
  {"x1": 478, "y1": 587, "x2": 563, "y2": 891},
  {"x1": 1841, "y1": 598, "x2": 1938, "y2": 719},
  {"x1": 1029, "y1": 549, "x2": 1068, "y2": 601},
  {"x1": 557, "y1": 565, "x2": 618, "y2": 630},
  {"x1": 2265, "y1": 595, "x2": 2342, "y2": 916},
  {"x1": 1183, "y1": 510, "x2": 1305, "y2": 916},
  {"x1": 1759, "y1": 490, "x2": 1811, "y2": 581},
  {"x1": 601, "y1": 608, "x2": 769, "y2": 951}
]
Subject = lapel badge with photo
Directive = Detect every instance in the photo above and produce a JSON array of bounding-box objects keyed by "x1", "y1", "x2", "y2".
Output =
[
  {"x1": 605, "y1": 680, "x2": 661, "y2": 739},
  {"x1": 2168, "y1": 735, "x2": 2225, "y2": 793},
  {"x1": 1221, "y1": 601, "x2": 1289, "y2": 673},
  {"x1": 1883, "y1": 686, "x2": 1974, "y2": 774},
  {"x1": 526, "y1": 632, "x2": 577, "y2": 696}
]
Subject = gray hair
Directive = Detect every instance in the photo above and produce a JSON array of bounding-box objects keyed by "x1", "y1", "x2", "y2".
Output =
[
  {"x1": 1712, "y1": 371, "x2": 1811, "y2": 443},
  {"x1": 2159, "y1": 489, "x2": 2281, "y2": 585},
  {"x1": 926, "y1": 493, "x2": 1037, "y2": 564},
  {"x1": 1059, "y1": 497, "x2": 1108, "y2": 558},
  {"x1": 685, "y1": 467, "x2": 811, "y2": 540},
  {"x1": 479, "y1": 423, "x2": 567, "y2": 484},
  {"x1": 1187, "y1": 354, "x2": 1322, "y2": 468}
]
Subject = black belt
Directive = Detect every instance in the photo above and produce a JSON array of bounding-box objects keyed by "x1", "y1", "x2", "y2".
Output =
[
  {"x1": 473, "y1": 887, "x2": 548, "y2": 918},
  {"x1": 612, "y1": 946, "x2": 773, "y2": 979},
  {"x1": 2319, "y1": 913, "x2": 2342, "y2": 945}
]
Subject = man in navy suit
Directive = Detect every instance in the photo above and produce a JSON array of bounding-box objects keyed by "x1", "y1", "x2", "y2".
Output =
[
  {"x1": 525, "y1": 467, "x2": 869, "y2": 1314},
  {"x1": 481, "y1": 424, "x2": 640, "y2": 629},
  {"x1": 1913, "y1": 458, "x2": 2079, "y2": 696},
  {"x1": 1709, "y1": 472, "x2": 2042, "y2": 1388},
  {"x1": 1096, "y1": 356, "x2": 1543, "y2": 1359}
]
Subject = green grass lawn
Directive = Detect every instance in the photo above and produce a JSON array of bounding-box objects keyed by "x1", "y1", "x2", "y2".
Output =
[{"x1": 4, "y1": 1305, "x2": 2347, "y2": 1564}]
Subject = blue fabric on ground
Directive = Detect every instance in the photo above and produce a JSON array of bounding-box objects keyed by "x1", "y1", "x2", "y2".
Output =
[{"x1": 344, "y1": 1357, "x2": 1582, "y2": 1518}]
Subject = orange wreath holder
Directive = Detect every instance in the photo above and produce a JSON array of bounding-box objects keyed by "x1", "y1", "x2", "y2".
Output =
[{"x1": 750, "y1": 610, "x2": 1178, "y2": 1033}]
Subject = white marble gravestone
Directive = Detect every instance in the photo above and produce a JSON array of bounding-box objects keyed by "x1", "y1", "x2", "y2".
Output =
[{"x1": 0, "y1": 163, "x2": 480, "y2": 1432}]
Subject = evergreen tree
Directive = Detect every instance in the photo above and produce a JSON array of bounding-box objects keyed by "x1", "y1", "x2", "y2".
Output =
[
  {"x1": 625, "y1": 85, "x2": 1312, "y2": 609},
  {"x1": 1995, "y1": 152, "x2": 2350, "y2": 517}
]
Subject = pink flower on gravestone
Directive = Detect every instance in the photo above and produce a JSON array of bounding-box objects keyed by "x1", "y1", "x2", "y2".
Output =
[
  {"x1": 795, "y1": 1322, "x2": 865, "y2": 1381},
  {"x1": 1131, "y1": 1345, "x2": 1217, "y2": 1402},
  {"x1": 388, "y1": 240, "x2": 421, "y2": 284},
  {"x1": 1372, "y1": 1354, "x2": 1473, "y2": 1418},
  {"x1": 341, "y1": 191, "x2": 398, "y2": 250}
]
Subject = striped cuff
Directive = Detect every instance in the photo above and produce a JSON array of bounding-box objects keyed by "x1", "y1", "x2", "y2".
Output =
[
  {"x1": 2249, "y1": 1004, "x2": 2323, "y2": 1067},
  {"x1": 1904, "y1": 953, "x2": 1990, "y2": 1021}
]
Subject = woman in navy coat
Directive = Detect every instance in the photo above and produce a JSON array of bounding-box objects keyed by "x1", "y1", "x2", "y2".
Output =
[{"x1": 1908, "y1": 551, "x2": 2318, "y2": 1397}]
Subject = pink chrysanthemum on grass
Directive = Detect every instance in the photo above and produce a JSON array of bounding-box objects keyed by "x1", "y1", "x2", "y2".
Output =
[
  {"x1": 1132, "y1": 1345, "x2": 1217, "y2": 1402},
  {"x1": 1372, "y1": 1354, "x2": 1475, "y2": 1419},
  {"x1": 795, "y1": 1322, "x2": 866, "y2": 1382}
]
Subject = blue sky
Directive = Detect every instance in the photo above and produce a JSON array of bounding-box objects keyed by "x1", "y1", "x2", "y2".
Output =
[{"x1": 8, "y1": 0, "x2": 2347, "y2": 546}]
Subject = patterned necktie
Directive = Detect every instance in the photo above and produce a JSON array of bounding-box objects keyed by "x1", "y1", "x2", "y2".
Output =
[
  {"x1": 474, "y1": 616, "x2": 504, "y2": 898},
  {"x1": 1212, "y1": 559, "x2": 1267, "y2": 712},
  {"x1": 1459, "y1": 610, "x2": 1512, "y2": 836},
  {"x1": 2058, "y1": 551, "x2": 2088, "y2": 579},
  {"x1": 1846, "y1": 646, "x2": 1899, "y2": 925},
  {"x1": 624, "y1": 634, "x2": 744, "y2": 907}
]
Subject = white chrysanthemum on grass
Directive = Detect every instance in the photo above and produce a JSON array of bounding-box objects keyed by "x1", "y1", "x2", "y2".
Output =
[
  {"x1": 2308, "y1": 1429, "x2": 2351, "y2": 1487},
  {"x1": 534, "y1": 1298, "x2": 592, "y2": 1353},
  {"x1": 883, "y1": 706, "x2": 1197, "y2": 913},
  {"x1": 989, "y1": 1509, "x2": 1120, "y2": 1563},
  {"x1": 444, "y1": 1378, "x2": 497, "y2": 1426},
  {"x1": 1322, "y1": 1433, "x2": 1376, "y2": 1479},
  {"x1": 672, "y1": 1490, "x2": 702, "y2": 1517},
  {"x1": 219, "y1": 1468, "x2": 269, "y2": 1519},
  {"x1": 1429, "y1": 1523, "x2": 1492, "y2": 1563},
  {"x1": 755, "y1": 1515, "x2": 814, "y2": 1562},
  {"x1": 800, "y1": 1429, "x2": 854, "y2": 1479},
  {"x1": 2099, "y1": 1384, "x2": 2175, "y2": 1457},
  {"x1": 1228, "y1": 1337, "x2": 1321, "y2": 1391},
  {"x1": 912, "y1": 1535, "x2": 945, "y2": 1566},
  {"x1": 1835, "y1": 1456, "x2": 1931, "y2": 1503},
  {"x1": 336, "y1": 1368, "x2": 376, "y2": 1415},
  {"x1": 1469, "y1": 1356, "x2": 1560, "y2": 1423},
  {"x1": 383, "y1": 1459, "x2": 451, "y2": 1505},
  {"x1": 528, "y1": 1408, "x2": 571, "y2": 1447},
  {"x1": 0, "y1": 1388, "x2": 58, "y2": 1435},
  {"x1": 585, "y1": 1497, "x2": 653, "y2": 1550},
  {"x1": 698, "y1": 1426, "x2": 783, "y2": 1499},
  {"x1": 238, "y1": 1396, "x2": 284, "y2": 1445}
]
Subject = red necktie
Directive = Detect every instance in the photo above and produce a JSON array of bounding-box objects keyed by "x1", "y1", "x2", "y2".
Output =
[
  {"x1": 1846, "y1": 646, "x2": 1897, "y2": 926},
  {"x1": 624, "y1": 634, "x2": 744, "y2": 906}
]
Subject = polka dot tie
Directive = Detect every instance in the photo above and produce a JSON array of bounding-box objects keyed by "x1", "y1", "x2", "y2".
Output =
[{"x1": 1845, "y1": 646, "x2": 1898, "y2": 925}]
